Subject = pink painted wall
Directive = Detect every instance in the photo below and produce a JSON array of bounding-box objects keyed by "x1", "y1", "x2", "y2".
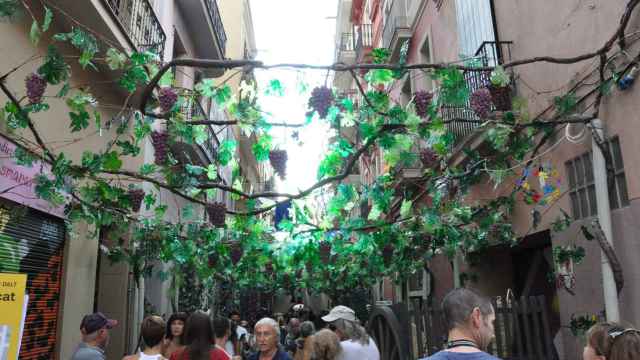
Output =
[{"x1": 0, "y1": 127, "x2": 65, "y2": 219}]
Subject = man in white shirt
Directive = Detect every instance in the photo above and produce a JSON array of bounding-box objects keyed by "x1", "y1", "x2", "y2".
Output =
[
  {"x1": 322, "y1": 306, "x2": 380, "y2": 360},
  {"x1": 230, "y1": 311, "x2": 248, "y2": 339}
]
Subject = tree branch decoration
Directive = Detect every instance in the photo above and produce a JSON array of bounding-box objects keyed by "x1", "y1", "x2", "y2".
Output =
[{"x1": 0, "y1": 0, "x2": 638, "y2": 300}]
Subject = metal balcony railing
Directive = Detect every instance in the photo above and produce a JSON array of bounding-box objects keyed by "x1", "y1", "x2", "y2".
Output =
[
  {"x1": 382, "y1": 0, "x2": 411, "y2": 50},
  {"x1": 204, "y1": 0, "x2": 227, "y2": 58},
  {"x1": 355, "y1": 23, "x2": 373, "y2": 60},
  {"x1": 340, "y1": 32, "x2": 356, "y2": 52},
  {"x1": 104, "y1": 0, "x2": 166, "y2": 55},
  {"x1": 180, "y1": 100, "x2": 219, "y2": 163},
  {"x1": 336, "y1": 89, "x2": 359, "y2": 108},
  {"x1": 474, "y1": 41, "x2": 514, "y2": 66},
  {"x1": 441, "y1": 41, "x2": 514, "y2": 146}
]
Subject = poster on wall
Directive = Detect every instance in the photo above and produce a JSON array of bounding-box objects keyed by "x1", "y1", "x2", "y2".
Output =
[
  {"x1": 0, "y1": 134, "x2": 65, "y2": 218},
  {"x1": 0, "y1": 273, "x2": 27, "y2": 360}
]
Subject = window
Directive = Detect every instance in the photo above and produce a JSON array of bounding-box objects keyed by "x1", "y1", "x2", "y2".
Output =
[
  {"x1": 418, "y1": 35, "x2": 434, "y2": 91},
  {"x1": 454, "y1": 0, "x2": 496, "y2": 58},
  {"x1": 565, "y1": 136, "x2": 629, "y2": 219}
]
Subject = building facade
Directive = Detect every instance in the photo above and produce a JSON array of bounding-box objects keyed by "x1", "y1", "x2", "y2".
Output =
[
  {"x1": 334, "y1": 0, "x2": 640, "y2": 359},
  {"x1": 0, "y1": 0, "x2": 263, "y2": 358}
]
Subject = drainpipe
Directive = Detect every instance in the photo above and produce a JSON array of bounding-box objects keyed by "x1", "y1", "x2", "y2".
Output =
[
  {"x1": 453, "y1": 252, "x2": 461, "y2": 288},
  {"x1": 591, "y1": 118, "x2": 620, "y2": 321}
]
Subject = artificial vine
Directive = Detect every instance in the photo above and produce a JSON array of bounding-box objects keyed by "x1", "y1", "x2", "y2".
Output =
[{"x1": 0, "y1": 0, "x2": 637, "y2": 302}]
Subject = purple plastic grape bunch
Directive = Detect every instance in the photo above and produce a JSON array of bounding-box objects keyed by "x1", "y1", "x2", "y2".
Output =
[
  {"x1": 158, "y1": 87, "x2": 178, "y2": 113},
  {"x1": 308, "y1": 86, "x2": 334, "y2": 119},
  {"x1": 470, "y1": 88, "x2": 492, "y2": 119},
  {"x1": 25, "y1": 73, "x2": 47, "y2": 104},
  {"x1": 413, "y1": 91, "x2": 434, "y2": 118}
]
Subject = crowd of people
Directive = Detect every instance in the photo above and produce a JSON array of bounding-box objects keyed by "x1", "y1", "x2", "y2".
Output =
[
  {"x1": 69, "y1": 288, "x2": 640, "y2": 360},
  {"x1": 70, "y1": 304, "x2": 381, "y2": 360}
]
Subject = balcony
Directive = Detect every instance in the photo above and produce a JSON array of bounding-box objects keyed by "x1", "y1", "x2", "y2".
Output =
[
  {"x1": 338, "y1": 31, "x2": 356, "y2": 63},
  {"x1": 441, "y1": 41, "x2": 514, "y2": 148},
  {"x1": 104, "y1": 0, "x2": 166, "y2": 55},
  {"x1": 355, "y1": 23, "x2": 373, "y2": 62},
  {"x1": 382, "y1": 0, "x2": 423, "y2": 61},
  {"x1": 176, "y1": 0, "x2": 227, "y2": 77},
  {"x1": 171, "y1": 100, "x2": 219, "y2": 166},
  {"x1": 50, "y1": 0, "x2": 166, "y2": 60}
]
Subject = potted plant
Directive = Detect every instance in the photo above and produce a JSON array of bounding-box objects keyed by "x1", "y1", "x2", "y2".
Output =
[
  {"x1": 553, "y1": 245, "x2": 585, "y2": 290},
  {"x1": 570, "y1": 313, "x2": 599, "y2": 337},
  {"x1": 488, "y1": 65, "x2": 513, "y2": 111}
]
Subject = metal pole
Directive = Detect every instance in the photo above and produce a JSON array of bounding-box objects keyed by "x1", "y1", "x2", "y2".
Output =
[{"x1": 591, "y1": 118, "x2": 620, "y2": 321}]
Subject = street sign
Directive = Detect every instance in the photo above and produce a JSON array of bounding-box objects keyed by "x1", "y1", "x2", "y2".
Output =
[{"x1": 0, "y1": 273, "x2": 27, "y2": 360}]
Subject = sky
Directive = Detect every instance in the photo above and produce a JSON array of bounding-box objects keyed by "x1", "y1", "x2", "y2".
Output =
[{"x1": 250, "y1": 0, "x2": 339, "y2": 194}]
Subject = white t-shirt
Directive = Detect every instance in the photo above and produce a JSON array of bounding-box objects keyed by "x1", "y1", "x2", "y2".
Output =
[
  {"x1": 337, "y1": 338, "x2": 380, "y2": 360},
  {"x1": 236, "y1": 325, "x2": 248, "y2": 340},
  {"x1": 225, "y1": 340, "x2": 235, "y2": 356}
]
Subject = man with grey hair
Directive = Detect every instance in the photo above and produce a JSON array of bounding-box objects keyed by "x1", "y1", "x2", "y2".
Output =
[
  {"x1": 249, "y1": 317, "x2": 292, "y2": 360},
  {"x1": 70, "y1": 312, "x2": 117, "y2": 360},
  {"x1": 322, "y1": 305, "x2": 380, "y2": 360},
  {"x1": 420, "y1": 288, "x2": 499, "y2": 360}
]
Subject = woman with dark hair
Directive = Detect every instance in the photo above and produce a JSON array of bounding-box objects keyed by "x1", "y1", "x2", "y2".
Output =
[
  {"x1": 225, "y1": 320, "x2": 238, "y2": 357},
  {"x1": 584, "y1": 322, "x2": 640, "y2": 360},
  {"x1": 164, "y1": 312, "x2": 188, "y2": 358},
  {"x1": 170, "y1": 312, "x2": 228, "y2": 360}
]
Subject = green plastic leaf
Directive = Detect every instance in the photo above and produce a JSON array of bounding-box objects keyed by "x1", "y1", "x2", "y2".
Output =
[
  {"x1": 217, "y1": 139, "x2": 236, "y2": 166},
  {"x1": 554, "y1": 92, "x2": 577, "y2": 116},
  {"x1": 106, "y1": 48, "x2": 127, "y2": 70},
  {"x1": 193, "y1": 125, "x2": 208, "y2": 145},
  {"x1": 30, "y1": 20, "x2": 41, "y2": 45},
  {"x1": 185, "y1": 164, "x2": 205, "y2": 176},
  {"x1": 102, "y1": 151, "x2": 122, "y2": 171},
  {"x1": 251, "y1": 135, "x2": 272, "y2": 162},
  {"x1": 205, "y1": 189, "x2": 217, "y2": 199},
  {"x1": 57, "y1": 82, "x2": 70, "y2": 98},
  {"x1": 365, "y1": 69, "x2": 394, "y2": 86},
  {"x1": 265, "y1": 79, "x2": 284, "y2": 97},
  {"x1": 490, "y1": 66, "x2": 510, "y2": 87},
  {"x1": 143, "y1": 194, "x2": 156, "y2": 210},
  {"x1": 367, "y1": 204, "x2": 382, "y2": 221},
  {"x1": 55, "y1": 28, "x2": 99, "y2": 69},
  {"x1": 116, "y1": 140, "x2": 140, "y2": 156},
  {"x1": 400, "y1": 199, "x2": 413, "y2": 218},
  {"x1": 69, "y1": 111, "x2": 90, "y2": 132},
  {"x1": 196, "y1": 79, "x2": 216, "y2": 97},
  {"x1": 139, "y1": 163, "x2": 157, "y2": 175},
  {"x1": 214, "y1": 85, "x2": 232, "y2": 106},
  {"x1": 158, "y1": 69, "x2": 174, "y2": 87},
  {"x1": 14, "y1": 147, "x2": 36, "y2": 167},
  {"x1": 0, "y1": 1, "x2": 21, "y2": 19},
  {"x1": 42, "y1": 6, "x2": 53, "y2": 32},
  {"x1": 38, "y1": 46, "x2": 70, "y2": 85},
  {"x1": 34, "y1": 174, "x2": 64, "y2": 205},
  {"x1": 133, "y1": 115, "x2": 151, "y2": 140},
  {"x1": 119, "y1": 65, "x2": 149, "y2": 92},
  {"x1": 207, "y1": 164, "x2": 218, "y2": 180},
  {"x1": 154, "y1": 205, "x2": 167, "y2": 220},
  {"x1": 231, "y1": 178, "x2": 243, "y2": 200}
]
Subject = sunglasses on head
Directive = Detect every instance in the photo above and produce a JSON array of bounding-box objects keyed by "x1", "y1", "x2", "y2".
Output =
[{"x1": 608, "y1": 328, "x2": 640, "y2": 341}]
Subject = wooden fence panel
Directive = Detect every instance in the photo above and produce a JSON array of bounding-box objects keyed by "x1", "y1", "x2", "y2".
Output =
[{"x1": 371, "y1": 296, "x2": 555, "y2": 360}]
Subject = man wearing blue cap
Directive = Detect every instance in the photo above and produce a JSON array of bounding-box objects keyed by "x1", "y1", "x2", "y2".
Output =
[{"x1": 70, "y1": 312, "x2": 118, "y2": 360}]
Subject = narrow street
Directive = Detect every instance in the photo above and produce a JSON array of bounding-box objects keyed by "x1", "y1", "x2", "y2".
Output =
[{"x1": 0, "y1": 0, "x2": 639, "y2": 359}]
